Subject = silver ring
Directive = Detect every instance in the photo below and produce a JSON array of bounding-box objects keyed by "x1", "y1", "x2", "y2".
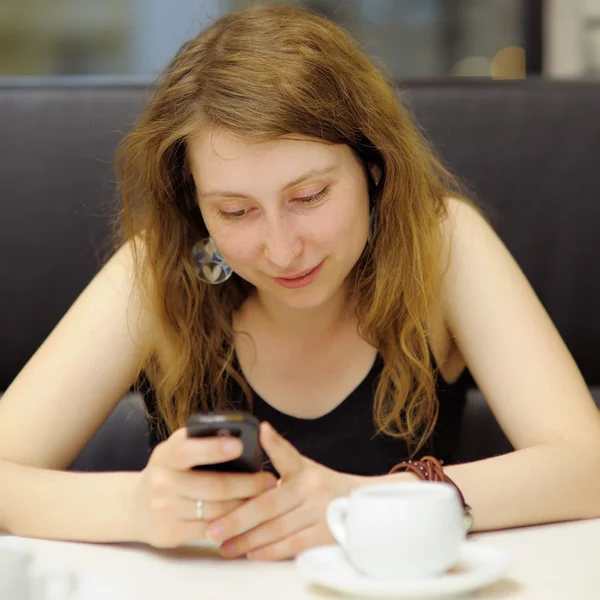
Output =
[{"x1": 195, "y1": 499, "x2": 204, "y2": 521}]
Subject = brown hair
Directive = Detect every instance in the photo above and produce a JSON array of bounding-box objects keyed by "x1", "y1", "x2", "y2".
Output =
[{"x1": 115, "y1": 3, "x2": 479, "y2": 454}]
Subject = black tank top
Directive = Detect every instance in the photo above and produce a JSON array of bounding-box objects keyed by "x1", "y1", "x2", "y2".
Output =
[{"x1": 142, "y1": 351, "x2": 470, "y2": 475}]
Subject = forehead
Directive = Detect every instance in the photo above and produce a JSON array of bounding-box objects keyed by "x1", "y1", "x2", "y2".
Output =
[{"x1": 187, "y1": 128, "x2": 349, "y2": 188}]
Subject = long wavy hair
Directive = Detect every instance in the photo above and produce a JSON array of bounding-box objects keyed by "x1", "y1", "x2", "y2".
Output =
[{"x1": 115, "y1": 3, "x2": 479, "y2": 455}]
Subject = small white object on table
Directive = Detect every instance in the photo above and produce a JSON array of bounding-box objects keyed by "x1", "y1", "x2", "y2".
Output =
[{"x1": 1, "y1": 518, "x2": 599, "y2": 599}]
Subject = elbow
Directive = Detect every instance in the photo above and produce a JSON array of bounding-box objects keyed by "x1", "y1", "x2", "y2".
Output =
[{"x1": 568, "y1": 440, "x2": 600, "y2": 520}]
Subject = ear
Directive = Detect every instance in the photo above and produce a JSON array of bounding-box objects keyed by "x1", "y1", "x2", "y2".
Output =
[{"x1": 369, "y1": 163, "x2": 382, "y2": 187}]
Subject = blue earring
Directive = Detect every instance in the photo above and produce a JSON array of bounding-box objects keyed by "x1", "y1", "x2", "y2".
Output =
[{"x1": 192, "y1": 237, "x2": 232, "y2": 284}]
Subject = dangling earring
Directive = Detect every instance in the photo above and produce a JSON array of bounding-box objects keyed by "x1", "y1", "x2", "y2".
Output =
[{"x1": 192, "y1": 237, "x2": 232, "y2": 284}]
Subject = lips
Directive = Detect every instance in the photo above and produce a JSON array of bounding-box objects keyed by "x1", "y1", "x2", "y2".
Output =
[
  {"x1": 271, "y1": 260, "x2": 325, "y2": 289},
  {"x1": 278, "y1": 266, "x2": 317, "y2": 280}
]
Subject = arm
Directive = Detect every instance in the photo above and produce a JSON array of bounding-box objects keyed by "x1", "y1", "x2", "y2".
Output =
[
  {"x1": 0, "y1": 461, "x2": 138, "y2": 542},
  {"x1": 180, "y1": 199, "x2": 600, "y2": 561},
  {"x1": 0, "y1": 241, "x2": 148, "y2": 541},
  {"x1": 0, "y1": 239, "x2": 277, "y2": 546},
  {"x1": 363, "y1": 198, "x2": 600, "y2": 531}
]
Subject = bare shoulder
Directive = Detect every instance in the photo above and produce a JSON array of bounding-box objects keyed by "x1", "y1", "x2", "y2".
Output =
[
  {"x1": 439, "y1": 197, "x2": 492, "y2": 252},
  {"x1": 0, "y1": 237, "x2": 154, "y2": 469},
  {"x1": 436, "y1": 196, "x2": 504, "y2": 368},
  {"x1": 426, "y1": 198, "x2": 485, "y2": 382},
  {"x1": 437, "y1": 196, "x2": 498, "y2": 304},
  {"x1": 437, "y1": 197, "x2": 600, "y2": 450}
]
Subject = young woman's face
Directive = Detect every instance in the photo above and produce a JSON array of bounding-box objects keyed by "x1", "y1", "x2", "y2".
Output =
[{"x1": 188, "y1": 128, "x2": 374, "y2": 310}]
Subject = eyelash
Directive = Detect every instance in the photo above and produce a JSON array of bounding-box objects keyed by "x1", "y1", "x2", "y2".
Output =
[{"x1": 218, "y1": 187, "x2": 330, "y2": 221}]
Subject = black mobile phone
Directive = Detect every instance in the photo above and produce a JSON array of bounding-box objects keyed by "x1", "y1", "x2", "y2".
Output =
[{"x1": 186, "y1": 410, "x2": 264, "y2": 473}]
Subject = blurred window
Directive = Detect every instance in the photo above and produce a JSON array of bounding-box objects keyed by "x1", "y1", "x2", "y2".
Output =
[{"x1": 0, "y1": 0, "x2": 537, "y2": 79}]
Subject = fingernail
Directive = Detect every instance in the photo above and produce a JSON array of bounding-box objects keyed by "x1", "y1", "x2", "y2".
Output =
[
  {"x1": 267, "y1": 478, "x2": 278, "y2": 489},
  {"x1": 206, "y1": 524, "x2": 225, "y2": 543},
  {"x1": 220, "y1": 541, "x2": 236, "y2": 557},
  {"x1": 222, "y1": 439, "x2": 240, "y2": 455}
]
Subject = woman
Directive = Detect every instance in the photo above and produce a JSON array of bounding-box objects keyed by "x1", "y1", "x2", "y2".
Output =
[{"x1": 1, "y1": 4, "x2": 599, "y2": 562}]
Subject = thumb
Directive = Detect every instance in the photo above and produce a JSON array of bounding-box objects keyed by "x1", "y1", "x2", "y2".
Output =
[{"x1": 259, "y1": 421, "x2": 304, "y2": 479}]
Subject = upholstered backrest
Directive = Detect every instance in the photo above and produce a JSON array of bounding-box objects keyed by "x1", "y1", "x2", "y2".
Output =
[{"x1": 2, "y1": 78, "x2": 599, "y2": 467}]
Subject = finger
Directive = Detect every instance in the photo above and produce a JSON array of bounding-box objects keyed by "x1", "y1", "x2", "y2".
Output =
[
  {"x1": 148, "y1": 493, "x2": 243, "y2": 523},
  {"x1": 179, "y1": 498, "x2": 244, "y2": 523},
  {"x1": 148, "y1": 519, "x2": 210, "y2": 549},
  {"x1": 219, "y1": 504, "x2": 315, "y2": 559},
  {"x1": 173, "y1": 469, "x2": 277, "y2": 502},
  {"x1": 205, "y1": 482, "x2": 301, "y2": 544},
  {"x1": 259, "y1": 422, "x2": 303, "y2": 479},
  {"x1": 248, "y1": 524, "x2": 329, "y2": 562},
  {"x1": 152, "y1": 427, "x2": 243, "y2": 471}
]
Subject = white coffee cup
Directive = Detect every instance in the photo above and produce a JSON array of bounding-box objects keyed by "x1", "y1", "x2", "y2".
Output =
[{"x1": 326, "y1": 481, "x2": 466, "y2": 581}]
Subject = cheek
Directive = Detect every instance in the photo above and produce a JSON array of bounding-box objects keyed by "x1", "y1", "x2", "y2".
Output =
[
  {"x1": 315, "y1": 197, "x2": 369, "y2": 249},
  {"x1": 200, "y1": 207, "x2": 260, "y2": 267},
  {"x1": 211, "y1": 227, "x2": 261, "y2": 267}
]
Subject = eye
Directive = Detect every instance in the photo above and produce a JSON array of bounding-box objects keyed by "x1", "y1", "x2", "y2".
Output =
[
  {"x1": 217, "y1": 207, "x2": 253, "y2": 221},
  {"x1": 294, "y1": 187, "x2": 330, "y2": 205},
  {"x1": 217, "y1": 187, "x2": 330, "y2": 221}
]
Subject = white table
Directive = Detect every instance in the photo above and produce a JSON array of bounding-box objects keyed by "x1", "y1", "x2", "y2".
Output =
[{"x1": 2, "y1": 518, "x2": 599, "y2": 599}]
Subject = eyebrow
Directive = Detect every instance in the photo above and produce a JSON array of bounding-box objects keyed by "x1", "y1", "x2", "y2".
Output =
[{"x1": 198, "y1": 165, "x2": 339, "y2": 200}]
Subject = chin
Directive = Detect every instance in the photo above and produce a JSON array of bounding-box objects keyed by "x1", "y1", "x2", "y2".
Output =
[{"x1": 275, "y1": 286, "x2": 336, "y2": 310}]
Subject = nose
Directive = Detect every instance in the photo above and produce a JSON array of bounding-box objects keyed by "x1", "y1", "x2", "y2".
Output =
[{"x1": 263, "y1": 214, "x2": 303, "y2": 269}]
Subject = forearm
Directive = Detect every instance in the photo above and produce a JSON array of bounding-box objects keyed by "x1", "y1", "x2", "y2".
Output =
[
  {"x1": 356, "y1": 441, "x2": 600, "y2": 531},
  {"x1": 0, "y1": 459, "x2": 138, "y2": 542}
]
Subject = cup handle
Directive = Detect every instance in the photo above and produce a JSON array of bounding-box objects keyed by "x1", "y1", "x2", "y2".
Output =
[{"x1": 326, "y1": 497, "x2": 350, "y2": 547}]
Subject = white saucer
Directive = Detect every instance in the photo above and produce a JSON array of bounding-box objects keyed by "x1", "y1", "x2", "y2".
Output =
[{"x1": 295, "y1": 541, "x2": 511, "y2": 598}]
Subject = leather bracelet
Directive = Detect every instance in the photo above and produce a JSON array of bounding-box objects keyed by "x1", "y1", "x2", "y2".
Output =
[{"x1": 389, "y1": 456, "x2": 474, "y2": 532}]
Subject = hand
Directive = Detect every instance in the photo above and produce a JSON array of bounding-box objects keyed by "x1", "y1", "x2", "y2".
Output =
[
  {"x1": 205, "y1": 422, "x2": 361, "y2": 561},
  {"x1": 129, "y1": 427, "x2": 277, "y2": 548}
]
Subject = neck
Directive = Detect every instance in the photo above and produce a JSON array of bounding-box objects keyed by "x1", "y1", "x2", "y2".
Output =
[{"x1": 251, "y1": 284, "x2": 354, "y2": 340}]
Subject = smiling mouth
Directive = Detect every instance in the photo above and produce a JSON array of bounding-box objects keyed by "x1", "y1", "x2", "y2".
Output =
[
  {"x1": 271, "y1": 260, "x2": 325, "y2": 288},
  {"x1": 279, "y1": 267, "x2": 315, "y2": 280},
  {"x1": 277, "y1": 261, "x2": 327, "y2": 280}
]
